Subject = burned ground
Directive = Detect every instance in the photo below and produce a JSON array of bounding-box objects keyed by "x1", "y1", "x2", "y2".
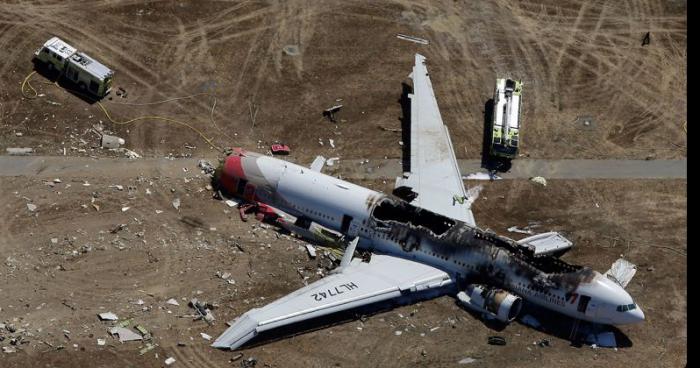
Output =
[{"x1": 0, "y1": 0, "x2": 686, "y2": 367}]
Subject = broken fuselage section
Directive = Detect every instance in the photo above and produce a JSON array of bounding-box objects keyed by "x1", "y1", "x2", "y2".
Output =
[{"x1": 216, "y1": 150, "x2": 643, "y2": 326}]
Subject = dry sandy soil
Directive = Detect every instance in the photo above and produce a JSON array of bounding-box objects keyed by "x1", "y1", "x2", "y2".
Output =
[{"x1": 0, "y1": 0, "x2": 686, "y2": 367}]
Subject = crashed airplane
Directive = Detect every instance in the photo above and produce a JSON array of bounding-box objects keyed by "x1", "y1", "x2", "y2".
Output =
[{"x1": 212, "y1": 54, "x2": 644, "y2": 350}]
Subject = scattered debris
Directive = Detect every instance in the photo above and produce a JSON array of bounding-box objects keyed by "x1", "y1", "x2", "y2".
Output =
[
  {"x1": 165, "y1": 357, "x2": 177, "y2": 366},
  {"x1": 529, "y1": 176, "x2": 547, "y2": 187},
  {"x1": 97, "y1": 338, "x2": 106, "y2": 346},
  {"x1": 172, "y1": 198, "x2": 181, "y2": 211},
  {"x1": 394, "y1": 330, "x2": 403, "y2": 336},
  {"x1": 109, "y1": 327, "x2": 143, "y2": 342},
  {"x1": 604, "y1": 258, "x2": 637, "y2": 288},
  {"x1": 189, "y1": 298, "x2": 215, "y2": 324},
  {"x1": 396, "y1": 33, "x2": 429, "y2": 45},
  {"x1": 27, "y1": 203, "x2": 37, "y2": 212},
  {"x1": 323, "y1": 105, "x2": 343, "y2": 123},
  {"x1": 271, "y1": 144, "x2": 290, "y2": 155},
  {"x1": 535, "y1": 338, "x2": 551, "y2": 347},
  {"x1": 326, "y1": 157, "x2": 340, "y2": 166},
  {"x1": 642, "y1": 31, "x2": 651, "y2": 46},
  {"x1": 7, "y1": 147, "x2": 34, "y2": 156},
  {"x1": 100, "y1": 134, "x2": 125, "y2": 149},
  {"x1": 240, "y1": 357, "x2": 257, "y2": 368},
  {"x1": 166, "y1": 298, "x2": 180, "y2": 306},
  {"x1": 121, "y1": 207, "x2": 130, "y2": 212},
  {"x1": 463, "y1": 172, "x2": 501, "y2": 180},
  {"x1": 329, "y1": 139, "x2": 335, "y2": 148},
  {"x1": 124, "y1": 149, "x2": 141, "y2": 159},
  {"x1": 507, "y1": 226, "x2": 534, "y2": 235},
  {"x1": 98, "y1": 312, "x2": 119, "y2": 321},
  {"x1": 378, "y1": 125, "x2": 402, "y2": 133},
  {"x1": 198, "y1": 160, "x2": 215, "y2": 175},
  {"x1": 458, "y1": 357, "x2": 476, "y2": 364},
  {"x1": 139, "y1": 343, "x2": 156, "y2": 355},
  {"x1": 487, "y1": 336, "x2": 506, "y2": 346},
  {"x1": 282, "y1": 45, "x2": 300, "y2": 56},
  {"x1": 3, "y1": 346, "x2": 17, "y2": 353},
  {"x1": 134, "y1": 325, "x2": 150, "y2": 339},
  {"x1": 200, "y1": 332, "x2": 212, "y2": 341},
  {"x1": 305, "y1": 244, "x2": 317, "y2": 258}
]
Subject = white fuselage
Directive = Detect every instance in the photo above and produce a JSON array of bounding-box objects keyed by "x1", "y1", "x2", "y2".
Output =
[{"x1": 220, "y1": 152, "x2": 644, "y2": 326}]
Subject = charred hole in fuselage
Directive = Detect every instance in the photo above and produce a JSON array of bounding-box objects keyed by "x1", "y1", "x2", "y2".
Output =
[{"x1": 371, "y1": 198, "x2": 455, "y2": 236}]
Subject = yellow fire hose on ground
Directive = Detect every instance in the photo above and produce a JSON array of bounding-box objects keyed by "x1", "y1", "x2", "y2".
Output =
[{"x1": 21, "y1": 70, "x2": 224, "y2": 152}]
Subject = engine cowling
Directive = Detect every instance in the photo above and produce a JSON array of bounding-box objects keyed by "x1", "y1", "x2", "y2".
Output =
[{"x1": 457, "y1": 284, "x2": 523, "y2": 323}]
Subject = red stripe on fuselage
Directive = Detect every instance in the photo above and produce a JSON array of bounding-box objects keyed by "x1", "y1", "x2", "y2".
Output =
[{"x1": 224, "y1": 155, "x2": 246, "y2": 180}]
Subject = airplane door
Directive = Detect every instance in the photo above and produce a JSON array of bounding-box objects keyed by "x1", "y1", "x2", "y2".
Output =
[{"x1": 341, "y1": 214, "x2": 359, "y2": 237}]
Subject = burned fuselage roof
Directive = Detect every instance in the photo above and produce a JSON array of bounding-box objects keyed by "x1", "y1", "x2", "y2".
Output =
[{"x1": 369, "y1": 196, "x2": 592, "y2": 291}]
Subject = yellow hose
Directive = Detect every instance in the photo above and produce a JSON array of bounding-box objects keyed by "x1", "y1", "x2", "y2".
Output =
[
  {"x1": 95, "y1": 101, "x2": 222, "y2": 152},
  {"x1": 20, "y1": 70, "x2": 223, "y2": 152},
  {"x1": 20, "y1": 71, "x2": 38, "y2": 99}
]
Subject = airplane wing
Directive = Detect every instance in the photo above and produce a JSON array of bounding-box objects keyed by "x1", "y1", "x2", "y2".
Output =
[
  {"x1": 212, "y1": 254, "x2": 454, "y2": 350},
  {"x1": 395, "y1": 54, "x2": 476, "y2": 226}
]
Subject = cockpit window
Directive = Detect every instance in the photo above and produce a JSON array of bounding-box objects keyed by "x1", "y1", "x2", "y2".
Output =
[{"x1": 616, "y1": 303, "x2": 637, "y2": 312}]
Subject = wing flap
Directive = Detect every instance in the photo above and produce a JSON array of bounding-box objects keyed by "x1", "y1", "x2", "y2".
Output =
[{"x1": 212, "y1": 255, "x2": 453, "y2": 350}]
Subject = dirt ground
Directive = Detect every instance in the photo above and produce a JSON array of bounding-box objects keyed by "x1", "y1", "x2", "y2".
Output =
[{"x1": 0, "y1": 0, "x2": 686, "y2": 367}]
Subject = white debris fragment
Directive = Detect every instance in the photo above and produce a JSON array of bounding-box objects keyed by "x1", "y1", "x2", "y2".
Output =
[
  {"x1": 27, "y1": 203, "x2": 37, "y2": 212},
  {"x1": 3, "y1": 346, "x2": 16, "y2": 353},
  {"x1": 200, "y1": 332, "x2": 212, "y2": 341},
  {"x1": 101, "y1": 135, "x2": 125, "y2": 149},
  {"x1": 464, "y1": 185, "x2": 483, "y2": 208},
  {"x1": 124, "y1": 149, "x2": 141, "y2": 159},
  {"x1": 604, "y1": 259, "x2": 637, "y2": 288},
  {"x1": 172, "y1": 198, "x2": 181, "y2": 211},
  {"x1": 110, "y1": 185, "x2": 124, "y2": 191},
  {"x1": 6, "y1": 147, "x2": 34, "y2": 156},
  {"x1": 121, "y1": 207, "x2": 130, "y2": 212},
  {"x1": 305, "y1": 244, "x2": 317, "y2": 258},
  {"x1": 225, "y1": 199, "x2": 238, "y2": 207},
  {"x1": 396, "y1": 33, "x2": 429, "y2": 45},
  {"x1": 109, "y1": 327, "x2": 143, "y2": 342},
  {"x1": 507, "y1": 226, "x2": 534, "y2": 235},
  {"x1": 166, "y1": 298, "x2": 180, "y2": 306},
  {"x1": 463, "y1": 172, "x2": 501, "y2": 180},
  {"x1": 97, "y1": 338, "x2": 106, "y2": 346},
  {"x1": 165, "y1": 357, "x2": 176, "y2": 366},
  {"x1": 329, "y1": 139, "x2": 335, "y2": 148},
  {"x1": 529, "y1": 176, "x2": 547, "y2": 187},
  {"x1": 326, "y1": 157, "x2": 340, "y2": 166},
  {"x1": 458, "y1": 357, "x2": 476, "y2": 364},
  {"x1": 53, "y1": 178, "x2": 62, "y2": 183},
  {"x1": 394, "y1": 330, "x2": 403, "y2": 336},
  {"x1": 155, "y1": 210, "x2": 163, "y2": 214},
  {"x1": 98, "y1": 312, "x2": 118, "y2": 321}
]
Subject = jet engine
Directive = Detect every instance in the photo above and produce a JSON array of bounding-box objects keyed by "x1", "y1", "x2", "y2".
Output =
[{"x1": 457, "y1": 284, "x2": 522, "y2": 323}]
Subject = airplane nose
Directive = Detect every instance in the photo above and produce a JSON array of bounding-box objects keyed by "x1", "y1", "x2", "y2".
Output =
[{"x1": 630, "y1": 306, "x2": 645, "y2": 322}]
